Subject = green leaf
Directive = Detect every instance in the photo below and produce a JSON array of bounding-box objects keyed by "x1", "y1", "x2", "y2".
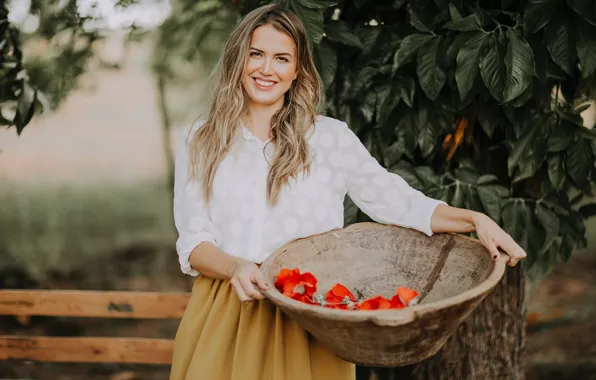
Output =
[
  {"x1": 416, "y1": 36, "x2": 446, "y2": 100},
  {"x1": 415, "y1": 105, "x2": 436, "y2": 156},
  {"x1": 350, "y1": 66, "x2": 378, "y2": 97},
  {"x1": 477, "y1": 174, "x2": 499, "y2": 185},
  {"x1": 408, "y1": 0, "x2": 435, "y2": 33},
  {"x1": 392, "y1": 34, "x2": 434, "y2": 72},
  {"x1": 477, "y1": 185, "x2": 505, "y2": 222},
  {"x1": 377, "y1": 82, "x2": 400, "y2": 125},
  {"x1": 565, "y1": 138, "x2": 592, "y2": 187},
  {"x1": 502, "y1": 199, "x2": 531, "y2": 249},
  {"x1": 398, "y1": 77, "x2": 416, "y2": 107},
  {"x1": 383, "y1": 140, "x2": 404, "y2": 167},
  {"x1": 567, "y1": 0, "x2": 596, "y2": 27},
  {"x1": 290, "y1": 3, "x2": 325, "y2": 44},
  {"x1": 568, "y1": 185, "x2": 583, "y2": 204},
  {"x1": 355, "y1": 27, "x2": 381, "y2": 55},
  {"x1": 455, "y1": 167, "x2": 479, "y2": 183},
  {"x1": 547, "y1": 120, "x2": 575, "y2": 152},
  {"x1": 513, "y1": 125, "x2": 547, "y2": 182},
  {"x1": 451, "y1": 183, "x2": 465, "y2": 208},
  {"x1": 577, "y1": 20, "x2": 596, "y2": 78},
  {"x1": 446, "y1": 33, "x2": 473, "y2": 67},
  {"x1": 395, "y1": 111, "x2": 417, "y2": 160},
  {"x1": 325, "y1": 21, "x2": 364, "y2": 49},
  {"x1": 535, "y1": 202, "x2": 560, "y2": 248},
  {"x1": 416, "y1": 166, "x2": 441, "y2": 187},
  {"x1": 523, "y1": 0, "x2": 559, "y2": 34},
  {"x1": 456, "y1": 32, "x2": 487, "y2": 99},
  {"x1": 449, "y1": 3, "x2": 462, "y2": 19},
  {"x1": 480, "y1": 33, "x2": 506, "y2": 102},
  {"x1": 15, "y1": 81, "x2": 37, "y2": 134},
  {"x1": 361, "y1": 91, "x2": 377, "y2": 123},
  {"x1": 526, "y1": 236, "x2": 560, "y2": 281},
  {"x1": 547, "y1": 155, "x2": 566, "y2": 190},
  {"x1": 463, "y1": 185, "x2": 485, "y2": 212},
  {"x1": 545, "y1": 14, "x2": 576, "y2": 75},
  {"x1": 508, "y1": 125, "x2": 537, "y2": 176},
  {"x1": 444, "y1": 14, "x2": 482, "y2": 31},
  {"x1": 504, "y1": 29, "x2": 535, "y2": 102},
  {"x1": 314, "y1": 38, "x2": 337, "y2": 90},
  {"x1": 296, "y1": 0, "x2": 337, "y2": 8},
  {"x1": 511, "y1": 80, "x2": 535, "y2": 107}
]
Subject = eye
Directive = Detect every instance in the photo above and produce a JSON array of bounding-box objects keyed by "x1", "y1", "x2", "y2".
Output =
[
  {"x1": 277, "y1": 56, "x2": 290, "y2": 62},
  {"x1": 250, "y1": 51, "x2": 262, "y2": 57}
]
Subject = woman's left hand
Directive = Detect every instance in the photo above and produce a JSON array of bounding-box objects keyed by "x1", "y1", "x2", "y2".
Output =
[{"x1": 473, "y1": 213, "x2": 527, "y2": 267}]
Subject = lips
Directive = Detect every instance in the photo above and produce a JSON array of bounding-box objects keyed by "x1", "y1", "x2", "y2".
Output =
[{"x1": 253, "y1": 77, "x2": 276, "y2": 90}]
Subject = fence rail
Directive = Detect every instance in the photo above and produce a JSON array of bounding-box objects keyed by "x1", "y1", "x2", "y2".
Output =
[{"x1": 0, "y1": 289, "x2": 190, "y2": 364}]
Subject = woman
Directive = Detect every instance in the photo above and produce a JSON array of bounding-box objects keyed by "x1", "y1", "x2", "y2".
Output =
[{"x1": 169, "y1": 4, "x2": 526, "y2": 380}]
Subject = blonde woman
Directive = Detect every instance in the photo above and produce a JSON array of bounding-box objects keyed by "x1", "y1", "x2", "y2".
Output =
[{"x1": 169, "y1": 4, "x2": 526, "y2": 380}]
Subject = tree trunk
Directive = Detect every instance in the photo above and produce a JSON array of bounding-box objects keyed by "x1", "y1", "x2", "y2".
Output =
[
  {"x1": 358, "y1": 265, "x2": 527, "y2": 380},
  {"x1": 156, "y1": 72, "x2": 175, "y2": 199}
]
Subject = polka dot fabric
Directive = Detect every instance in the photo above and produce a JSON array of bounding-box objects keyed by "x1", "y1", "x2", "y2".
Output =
[{"x1": 173, "y1": 116, "x2": 445, "y2": 276}]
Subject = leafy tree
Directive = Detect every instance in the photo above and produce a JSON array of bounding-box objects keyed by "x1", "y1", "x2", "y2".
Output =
[
  {"x1": 1, "y1": 0, "x2": 37, "y2": 134},
  {"x1": 4, "y1": 0, "x2": 596, "y2": 377},
  {"x1": 236, "y1": 0, "x2": 596, "y2": 379},
  {"x1": 1, "y1": 0, "x2": 143, "y2": 134}
]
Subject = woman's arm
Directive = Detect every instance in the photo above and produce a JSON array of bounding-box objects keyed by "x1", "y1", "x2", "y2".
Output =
[
  {"x1": 173, "y1": 124, "x2": 268, "y2": 301},
  {"x1": 336, "y1": 119, "x2": 526, "y2": 268},
  {"x1": 188, "y1": 242, "x2": 238, "y2": 280},
  {"x1": 429, "y1": 204, "x2": 477, "y2": 233},
  {"x1": 189, "y1": 243, "x2": 269, "y2": 301},
  {"x1": 431, "y1": 204, "x2": 527, "y2": 267}
]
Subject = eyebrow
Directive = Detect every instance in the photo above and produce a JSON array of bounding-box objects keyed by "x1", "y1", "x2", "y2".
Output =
[{"x1": 250, "y1": 47, "x2": 293, "y2": 57}]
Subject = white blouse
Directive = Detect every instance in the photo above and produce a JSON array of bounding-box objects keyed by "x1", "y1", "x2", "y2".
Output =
[{"x1": 173, "y1": 116, "x2": 445, "y2": 276}]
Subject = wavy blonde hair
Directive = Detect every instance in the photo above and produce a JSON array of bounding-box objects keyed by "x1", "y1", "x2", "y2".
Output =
[{"x1": 188, "y1": 4, "x2": 324, "y2": 206}]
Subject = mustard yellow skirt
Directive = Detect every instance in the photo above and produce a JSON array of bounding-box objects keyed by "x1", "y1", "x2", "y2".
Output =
[{"x1": 169, "y1": 276, "x2": 355, "y2": 380}]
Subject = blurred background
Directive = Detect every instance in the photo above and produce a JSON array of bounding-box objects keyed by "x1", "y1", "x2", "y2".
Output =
[{"x1": 0, "y1": 0, "x2": 595, "y2": 379}]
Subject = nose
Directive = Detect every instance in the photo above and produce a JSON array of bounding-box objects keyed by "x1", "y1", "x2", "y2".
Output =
[{"x1": 260, "y1": 57, "x2": 273, "y2": 75}]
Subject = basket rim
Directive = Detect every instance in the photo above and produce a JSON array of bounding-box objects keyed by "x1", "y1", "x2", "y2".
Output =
[{"x1": 260, "y1": 222, "x2": 507, "y2": 325}]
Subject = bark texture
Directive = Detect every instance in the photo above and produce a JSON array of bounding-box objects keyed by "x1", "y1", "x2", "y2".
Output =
[{"x1": 360, "y1": 265, "x2": 526, "y2": 380}]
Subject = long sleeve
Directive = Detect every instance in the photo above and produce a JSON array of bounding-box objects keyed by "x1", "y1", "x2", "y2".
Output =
[
  {"x1": 337, "y1": 121, "x2": 445, "y2": 236},
  {"x1": 173, "y1": 123, "x2": 219, "y2": 276}
]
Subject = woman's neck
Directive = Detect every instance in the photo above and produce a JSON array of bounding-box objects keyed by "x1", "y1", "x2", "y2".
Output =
[{"x1": 245, "y1": 101, "x2": 283, "y2": 142}]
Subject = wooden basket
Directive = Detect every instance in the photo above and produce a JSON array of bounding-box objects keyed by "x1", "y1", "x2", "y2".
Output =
[{"x1": 260, "y1": 222, "x2": 508, "y2": 367}]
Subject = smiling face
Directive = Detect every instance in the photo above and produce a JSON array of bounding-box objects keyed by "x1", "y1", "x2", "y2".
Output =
[{"x1": 241, "y1": 24, "x2": 298, "y2": 110}]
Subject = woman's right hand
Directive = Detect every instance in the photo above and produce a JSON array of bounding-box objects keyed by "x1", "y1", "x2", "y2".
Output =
[{"x1": 230, "y1": 258, "x2": 269, "y2": 302}]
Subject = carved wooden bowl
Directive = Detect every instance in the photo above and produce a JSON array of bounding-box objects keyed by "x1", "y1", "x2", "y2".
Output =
[{"x1": 260, "y1": 222, "x2": 508, "y2": 367}]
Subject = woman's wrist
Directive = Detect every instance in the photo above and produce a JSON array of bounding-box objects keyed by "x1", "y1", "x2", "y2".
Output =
[
  {"x1": 470, "y1": 210, "x2": 490, "y2": 230},
  {"x1": 432, "y1": 204, "x2": 479, "y2": 233},
  {"x1": 227, "y1": 257, "x2": 240, "y2": 279}
]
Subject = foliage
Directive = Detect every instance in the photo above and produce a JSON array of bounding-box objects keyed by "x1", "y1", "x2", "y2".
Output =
[
  {"x1": 2, "y1": 0, "x2": 147, "y2": 134},
  {"x1": 152, "y1": 0, "x2": 238, "y2": 80},
  {"x1": 239, "y1": 0, "x2": 596, "y2": 282},
  {"x1": 0, "y1": 1, "x2": 37, "y2": 134}
]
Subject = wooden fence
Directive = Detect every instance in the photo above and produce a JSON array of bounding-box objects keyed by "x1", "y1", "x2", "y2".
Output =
[{"x1": 0, "y1": 289, "x2": 190, "y2": 364}]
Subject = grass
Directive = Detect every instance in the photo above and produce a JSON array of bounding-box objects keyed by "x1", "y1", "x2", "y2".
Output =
[{"x1": 0, "y1": 180, "x2": 177, "y2": 285}]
